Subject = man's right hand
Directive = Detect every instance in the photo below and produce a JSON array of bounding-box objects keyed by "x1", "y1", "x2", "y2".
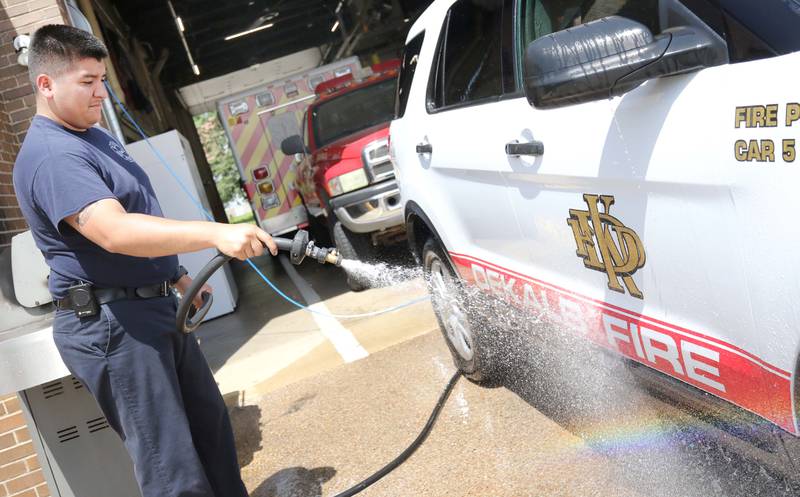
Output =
[{"x1": 213, "y1": 223, "x2": 278, "y2": 261}]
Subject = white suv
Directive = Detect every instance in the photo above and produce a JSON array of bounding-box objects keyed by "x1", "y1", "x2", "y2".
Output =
[{"x1": 390, "y1": 0, "x2": 800, "y2": 439}]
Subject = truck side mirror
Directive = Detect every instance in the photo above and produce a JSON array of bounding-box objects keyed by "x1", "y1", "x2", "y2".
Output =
[
  {"x1": 280, "y1": 135, "x2": 308, "y2": 155},
  {"x1": 523, "y1": 16, "x2": 724, "y2": 109}
]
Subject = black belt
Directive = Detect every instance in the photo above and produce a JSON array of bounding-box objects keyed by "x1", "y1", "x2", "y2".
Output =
[{"x1": 55, "y1": 281, "x2": 171, "y2": 311}]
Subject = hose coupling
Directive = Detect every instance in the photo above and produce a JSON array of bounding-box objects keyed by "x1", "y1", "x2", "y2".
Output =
[{"x1": 306, "y1": 240, "x2": 342, "y2": 266}]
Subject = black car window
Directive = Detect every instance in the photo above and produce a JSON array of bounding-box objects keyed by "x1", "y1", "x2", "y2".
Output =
[
  {"x1": 722, "y1": 13, "x2": 776, "y2": 63},
  {"x1": 427, "y1": 0, "x2": 505, "y2": 111},
  {"x1": 518, "y1": 0, "x2": 660, "y2": 48},
  {"x1": 312, "y1": 78, "x2": 396, "y2": 148},
  {"x1": 395, "y1": 32, "x2": 425, "y2": 119},
  {"x1": 719, "y1": 0, "x2": 800, "y2": 62}
]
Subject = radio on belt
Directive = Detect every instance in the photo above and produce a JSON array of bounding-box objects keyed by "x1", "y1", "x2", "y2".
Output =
[{"x1": 67, "y1": 281, "x2": 99, "y2": 318}]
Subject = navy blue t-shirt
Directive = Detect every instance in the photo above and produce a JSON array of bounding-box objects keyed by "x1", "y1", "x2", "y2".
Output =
[{"x1": 13, "y1": 115, "x2": 178, "y2": 299}]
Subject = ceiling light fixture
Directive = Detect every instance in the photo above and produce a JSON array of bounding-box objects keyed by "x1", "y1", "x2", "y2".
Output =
[
  {"x1": 224, "y1": 23, "x2": 275, "y2": 41},
  {"x1": 330, "y1": 20, "x2": 340, "y2": 32},
  {"x1": 167, "y1": 1, "x2": 200, "y2": 76}
]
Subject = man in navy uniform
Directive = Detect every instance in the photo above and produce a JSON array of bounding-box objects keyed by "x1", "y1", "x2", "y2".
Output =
[{"x1": 13, "y1": 25, "x2": 276, "y2": 497}]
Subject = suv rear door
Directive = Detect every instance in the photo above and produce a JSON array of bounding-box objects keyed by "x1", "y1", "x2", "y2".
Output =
[{"x1": 402, "y1": 0, "x2": 528, "y2": 270}]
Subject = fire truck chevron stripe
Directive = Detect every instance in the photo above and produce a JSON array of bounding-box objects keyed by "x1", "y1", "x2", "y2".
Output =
[
  {"x1": 244, "y1": 139, "x2": 269, "y2": 177},
  {"x1": 230, "y1": 119, "x2": 242, "y2": 142},
  {"x1": 277, "y1": 155, "x2": 293, "y2": 181},
  {"x1": 239, "y1": 131, "x2": 262, "y2": 169},
  {"x1": 240, "y1": 119, "x2": 267, "y2": 169},
  {"x1": 234, "y1": 99, "x2": 259, "y2": 150}
]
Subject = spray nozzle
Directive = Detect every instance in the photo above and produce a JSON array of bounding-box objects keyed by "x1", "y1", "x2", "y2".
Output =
[
  {"x1": 307, "y1": 240, "x2": 343, "y2": 266},
  {"x1": 274, "y1": 229, "x2": 342, "y2": 266}
]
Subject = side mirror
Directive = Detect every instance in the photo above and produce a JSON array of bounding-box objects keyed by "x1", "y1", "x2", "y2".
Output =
[
  {"x1": 280, "y1": 135, "x2": 308, "y2": 155},
  {"x1": 524, "y1": 16, "x2": 724, "y2": 109}
]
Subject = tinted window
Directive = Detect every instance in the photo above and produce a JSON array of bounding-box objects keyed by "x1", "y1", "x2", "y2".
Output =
[
  {"x1": 396, "y1": 32, "x2": 425, "y2": 119},
  {"x1": 312, "y1": 78, "x2": 396, "y2": 148},
  {"x1": 719, "y1": 0, "x2": 800, "y2": 62},
  {"x1": 428, "y1": 0, "x2": 505, "y2": 110},
  {"x1": 723, "y1": 12, "x2": 776, "y2": 63},
  {"x1": 519, "y1": 0, "x2": 660, "y2": 48}
]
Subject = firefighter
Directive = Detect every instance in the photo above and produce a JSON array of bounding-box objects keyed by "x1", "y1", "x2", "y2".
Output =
[{"x1": 12, "y1": 25, "x2": 277, "y2": 497}]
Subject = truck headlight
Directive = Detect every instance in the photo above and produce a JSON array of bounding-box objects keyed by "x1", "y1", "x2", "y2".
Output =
[{"x1": 328, "y1": 168, "x2": 368, "y2": 196}]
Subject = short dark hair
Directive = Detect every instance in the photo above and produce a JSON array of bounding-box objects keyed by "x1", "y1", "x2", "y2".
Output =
[{"x1": 28, "y1": 24, "x2": 108, "y2": 89}]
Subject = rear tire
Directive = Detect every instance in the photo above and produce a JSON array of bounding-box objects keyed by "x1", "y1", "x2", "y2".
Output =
[
  {"x1": 332, "y1": 221, "x2": 375, "y2": 292},
  {"x1": 422, "y1": 238, "x2": 501, "y2": 385}
]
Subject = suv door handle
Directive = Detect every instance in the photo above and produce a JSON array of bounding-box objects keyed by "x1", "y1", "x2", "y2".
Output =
[
  {"x1": 416, "y1": 143, "x2": 432, "y2": 154},
  {"x1": 505, "y1": 140, "x2": 544, "y2": 157}
]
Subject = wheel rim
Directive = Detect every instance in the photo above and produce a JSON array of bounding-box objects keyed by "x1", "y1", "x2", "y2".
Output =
[{"x1": 429, "y1": 258, "x2": 474, "y2": 362}]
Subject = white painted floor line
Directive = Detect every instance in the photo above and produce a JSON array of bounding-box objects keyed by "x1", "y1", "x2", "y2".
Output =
[{"x1": 278, "y1": 256, "x2": 369, "y2": 363}]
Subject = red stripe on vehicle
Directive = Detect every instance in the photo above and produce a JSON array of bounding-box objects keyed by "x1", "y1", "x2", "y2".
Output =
[
  {"x1": 450, "y1": 252, "x2": 790, "y2": 378},
  {"x1": 449, "y1": 252, "x2": 796, "y2": 434}
]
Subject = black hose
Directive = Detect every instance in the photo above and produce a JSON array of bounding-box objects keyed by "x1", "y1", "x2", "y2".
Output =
[
  {"x1": 175, "y1": 237, "x2": 295, "y2": 333},
  {"x1": 175, "y1": 252, "x2": 230, "y2": 333},
  {"x1": 331, "y1": 371, "x2": 462, "y2": 497}
]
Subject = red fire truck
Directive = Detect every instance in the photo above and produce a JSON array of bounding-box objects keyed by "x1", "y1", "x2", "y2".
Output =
[{"x1": 281, "y1": 61, "x2": 404, "y2": 290}]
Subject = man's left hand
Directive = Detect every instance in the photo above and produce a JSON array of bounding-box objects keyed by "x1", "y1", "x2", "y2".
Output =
[{"x1": 174, "y1": 275, "x2": 213, "y2": 310}]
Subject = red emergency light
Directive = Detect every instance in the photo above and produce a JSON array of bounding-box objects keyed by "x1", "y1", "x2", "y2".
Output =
[
  {"x1": 314, "y1": 74, "x2": 354, "y2": 95},
  {"x1": 253, "y1": 166, "x2": 270, "y2": 181}
]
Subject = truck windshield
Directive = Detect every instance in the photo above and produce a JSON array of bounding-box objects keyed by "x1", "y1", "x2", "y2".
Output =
[{"x1": 312, "y1": 78, "x2": 396, "y2": 148}]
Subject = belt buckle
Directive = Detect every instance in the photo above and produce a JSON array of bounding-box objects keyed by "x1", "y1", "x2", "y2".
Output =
[{"x1": 160, "y1": 281, "x2": 170, "y2": 297}]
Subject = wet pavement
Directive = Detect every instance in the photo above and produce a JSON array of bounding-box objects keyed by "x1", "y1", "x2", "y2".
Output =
[
  {"x1": 230, "y1": 332, "x2": 649, "y2": 497},
  {"x1": 228, "y1": 330, "x2": 800, "y2": 497},
  {"x1": 193, "y1": 250, "x2": 800, "y2": 497}
]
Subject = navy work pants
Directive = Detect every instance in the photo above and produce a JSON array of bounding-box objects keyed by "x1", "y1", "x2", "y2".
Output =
[{"x1": 53, "y1": 295, "x2": 248, "y2": 497}]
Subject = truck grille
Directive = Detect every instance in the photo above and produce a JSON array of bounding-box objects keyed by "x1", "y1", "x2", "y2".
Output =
[{"x1": 367, "y1": 159, "x2": 395, "y2": 182}]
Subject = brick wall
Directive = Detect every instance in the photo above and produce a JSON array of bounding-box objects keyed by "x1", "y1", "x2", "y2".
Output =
[
  {"x1": 0, "y1": 394, "x2": 48, "y2": 497},
  {"x1": 1, "y1": 3, "x2": 67, "y2": 496},
  {"x1": 0, "y1": 0, "x2": 66, "y2": 248}
]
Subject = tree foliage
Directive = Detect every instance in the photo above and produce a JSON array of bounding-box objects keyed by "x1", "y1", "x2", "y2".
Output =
[{"x1": 193, "y1": 112, "x2": 243, "y2": 205}]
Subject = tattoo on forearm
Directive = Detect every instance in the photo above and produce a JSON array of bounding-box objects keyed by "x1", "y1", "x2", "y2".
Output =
[{"x1": 77, "y1": 203, "x2": 97, "y2": 227}]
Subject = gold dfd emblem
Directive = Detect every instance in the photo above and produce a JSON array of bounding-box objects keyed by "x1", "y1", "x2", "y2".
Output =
[{"x1": 567, "y1": 194, "x2": 646, "y2": 299}]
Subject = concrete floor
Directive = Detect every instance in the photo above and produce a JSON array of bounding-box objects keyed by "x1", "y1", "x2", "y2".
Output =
[
  {"x1": 230, "y1": 332, "x2": 800, "y2": 497},
  {"x1": 196, "y1": 251, "x2": 437, "y2": 400},
  {"x1": 194, "y1": 252, "x2": 800, "y2": 497}
]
